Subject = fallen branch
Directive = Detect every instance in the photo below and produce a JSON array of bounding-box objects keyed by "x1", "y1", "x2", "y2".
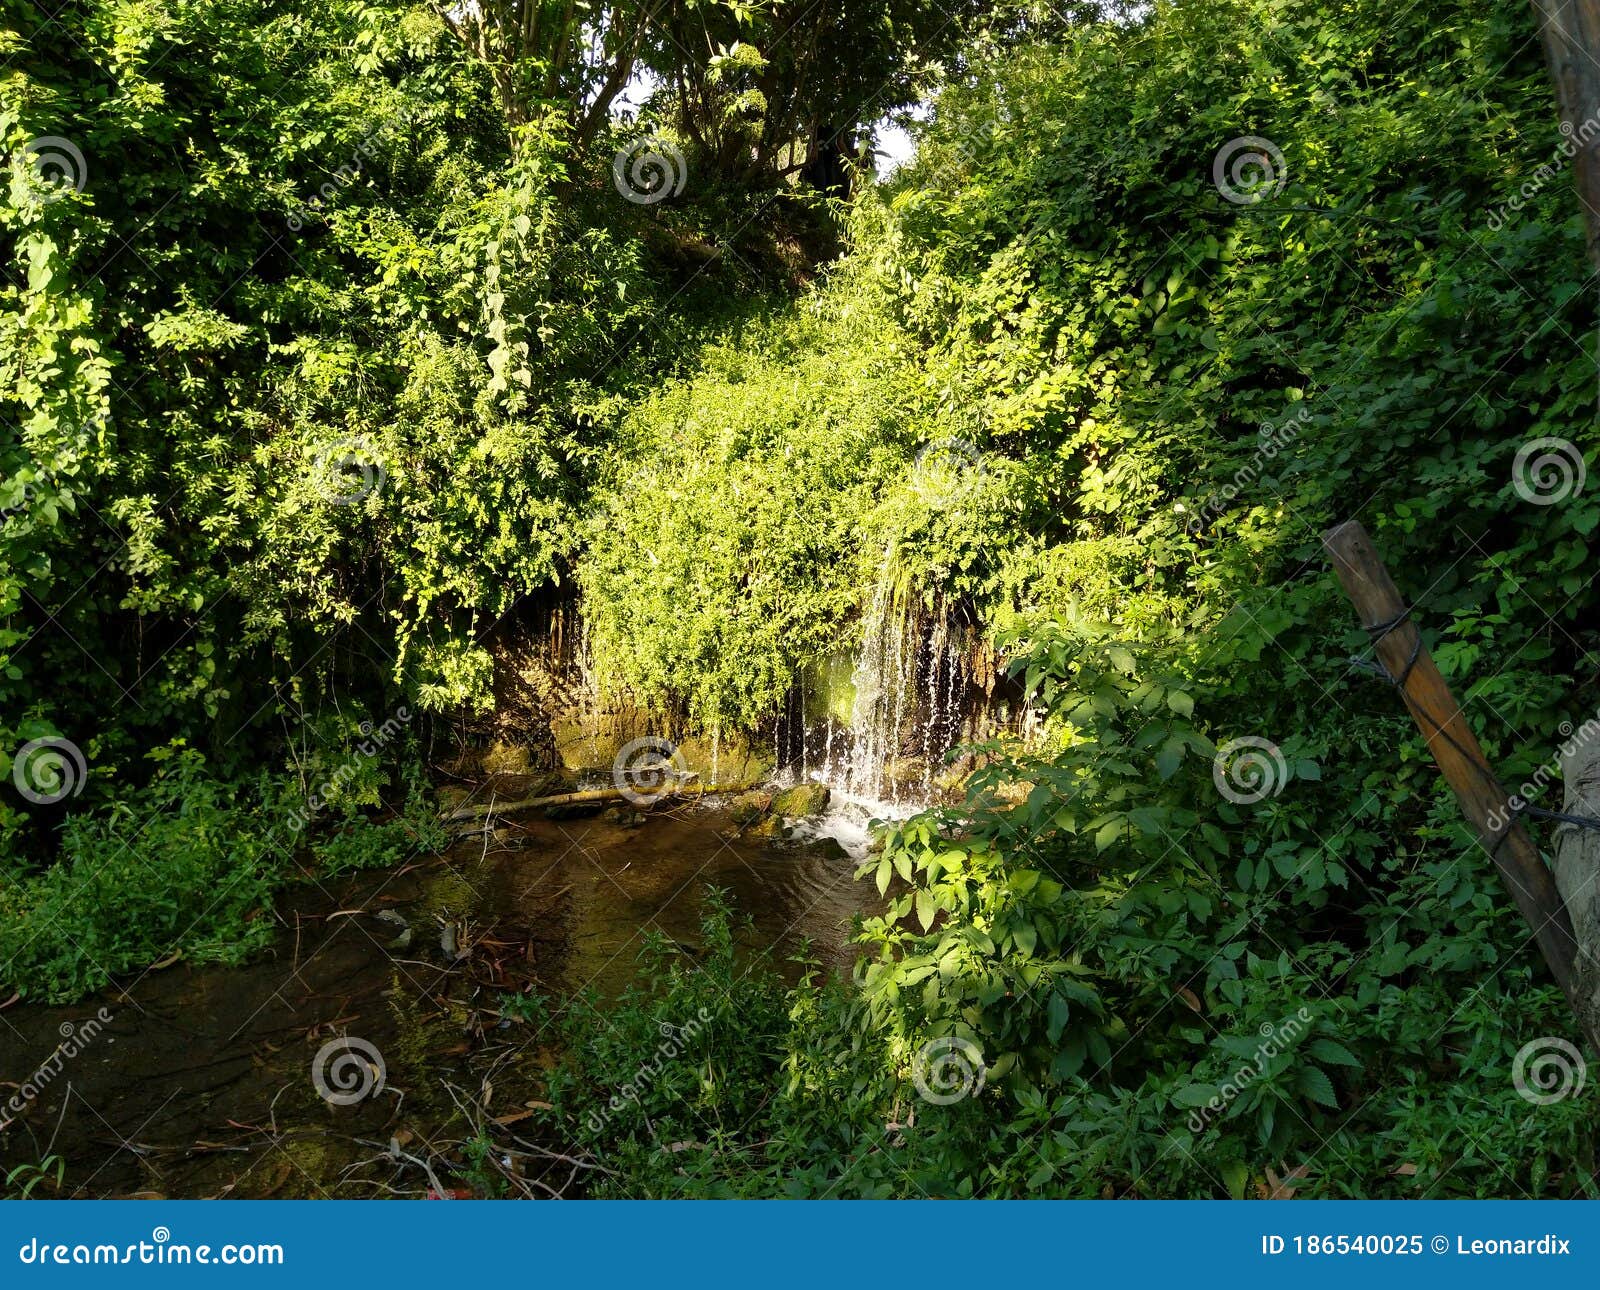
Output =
[{"x1": 441, "y1": 780, "x2": 760, "y2": 823}]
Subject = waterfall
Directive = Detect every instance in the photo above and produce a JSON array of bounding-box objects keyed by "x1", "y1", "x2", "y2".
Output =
[
  {"x1": 774, "y1": 569, "x2": 992, "y2": 809},
  {"x1": 844, "y1": 573, "x2": 907, "y2": 801}
]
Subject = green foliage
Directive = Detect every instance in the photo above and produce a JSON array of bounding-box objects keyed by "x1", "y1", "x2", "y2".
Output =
[
  {"x1": 0, "y1": 743, "x2": 444, "y2": 1001},
  {"x1": 3, "y1": 1154, "x2": 64, "y2": 1199},
  {"x1": 524, "y1": 891, "x2": 799, "y2": 1196},
  {"x1": 570, "y1": 0, "x2": 1600, "y2": 1198},
  {"x1": 581, "y1": 290, "x2": 929, "y2": 728},
  {"x1": 4, "y1": 0, "x2": 1598, "y2": 1199},
  {"x1": 0, "y1": 751, "x2": 284, "y2": 1000}
]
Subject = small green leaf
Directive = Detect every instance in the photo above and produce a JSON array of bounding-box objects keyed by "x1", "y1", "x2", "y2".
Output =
[
  {"x1": 1221, "y1": 1158, "x2": 1249, "y2": 1200},
  {"x1": 1173, "y1": 1083, "x2": 1220, "y2": 1108},
  {"x1": 1047, "y1": 989, "x2": 1070, "y2": 1043},
  {"x1": 1307, "y1": 1038, "x2": 1361, "y2": 1068},
  {"x1": 1297, "y1": 1065, "x2": 1338, "y2": 1108},
  {"x1": 1156, "y1": 736, "x2": 1185, "y2": 780}
]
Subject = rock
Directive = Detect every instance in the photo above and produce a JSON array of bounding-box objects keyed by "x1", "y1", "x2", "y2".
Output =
[
  {"x1": 746, "y1": 814, "x2": 790, "y2": 840},
  {"x1": 813, "y1": 837, "x2": 849, "y2": 861},
  {"x1": 600, "y1": 805, "x2": 646, "y2": 827},
  {"x1": 482, "y1": 740, "x2": 534, "y2": 777},
  {"x1": 771, "y1": 782, "x2": 831, "y2": 818},
  {"x1": 729, "y1": 791, "x2": 772, "y2": 826},
  {"x1": 374, "y1": 909, "x2": 412, "y2": 951}
]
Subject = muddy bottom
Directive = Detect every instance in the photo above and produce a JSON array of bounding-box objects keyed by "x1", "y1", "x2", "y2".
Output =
[{"x1": 0, "y1": 801, "x2": 871, "y2": 1198}]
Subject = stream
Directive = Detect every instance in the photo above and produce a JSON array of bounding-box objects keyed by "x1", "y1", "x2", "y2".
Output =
[
  {"x1": 0, "y1": 795, "x2": 881, "y2": 1199},
  {"x1": 0, "y1": 586, "x2": 1008, "y2": 1198}
]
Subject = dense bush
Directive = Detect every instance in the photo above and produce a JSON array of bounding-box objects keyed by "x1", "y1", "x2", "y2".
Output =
[
  {"x1": 4, "y1": 0, "x2": 1597, "y2": 1195},
  {"x1": 569, "y1": 0, "x2": 1600, "y2": 1196}
]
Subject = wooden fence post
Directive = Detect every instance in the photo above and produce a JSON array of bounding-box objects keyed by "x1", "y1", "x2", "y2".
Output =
[{"x1": 1322, "y1": 520, "x2": 1600, "y2": 1054}]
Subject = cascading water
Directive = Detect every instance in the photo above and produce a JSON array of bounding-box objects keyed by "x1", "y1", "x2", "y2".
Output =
[{"x1": 776, "y1": 567, "x2": 1009, "y2": 847}]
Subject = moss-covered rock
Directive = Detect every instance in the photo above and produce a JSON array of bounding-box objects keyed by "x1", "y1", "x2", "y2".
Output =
[
  {"x1": 729, "y1": 791, "x2": 772, "y2": 825},
  {"x1": 771, "y1": 782, "x2": 831, "y2": 818},
  {"x1": 482, "y1": 740, "x2": 535, "y2": 776},
  {"x1": 745, "y1": 814, "x2": 790, "y2": 840}
]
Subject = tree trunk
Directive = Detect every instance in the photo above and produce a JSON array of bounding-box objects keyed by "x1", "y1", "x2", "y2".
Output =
[
  {"x1": 1555, "y1": 743, "x2": 1600, "y2": 1040},
  {"x1": 1532, "y1": 1, "x2": 1600, "y2": 260},
  {"x1": 1533, "y1": 0, "x2": 1600, "y2": 1042},
  {"x1": 442, "y1": 780, "x2": 758, "y2": 823}
]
